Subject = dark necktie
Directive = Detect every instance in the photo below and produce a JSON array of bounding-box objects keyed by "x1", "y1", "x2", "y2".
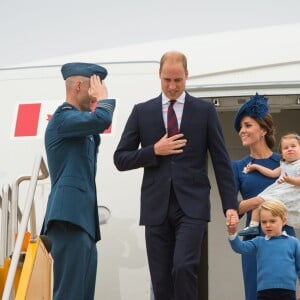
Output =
[{"x1": 167, "y1": 100, "x2": 179, "y2": 137}]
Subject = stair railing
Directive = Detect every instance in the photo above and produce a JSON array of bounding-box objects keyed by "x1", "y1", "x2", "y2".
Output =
[{"x1": 2, "y1": 155, "x2": 49, "y2": 300}]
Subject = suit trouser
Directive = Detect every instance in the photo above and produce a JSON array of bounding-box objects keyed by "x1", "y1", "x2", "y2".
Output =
[
  {"x1": 46, "y1": 221, "x2": 97, "y2": 300},
  {"x1": 145, "y1": 186, "x2": 207, "y2": 300},
  {"x1": 257, "y1": 288, "x2": 296, "y2": 300}
]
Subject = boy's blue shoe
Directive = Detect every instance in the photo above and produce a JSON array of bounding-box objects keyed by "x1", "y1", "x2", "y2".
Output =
[{"x1": 238, "y1": 226, "x2": 259, "y2": 236}]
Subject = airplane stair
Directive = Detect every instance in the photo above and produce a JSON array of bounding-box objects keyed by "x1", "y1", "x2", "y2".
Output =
[{"x1": 0, "y1": 156, "x2": 52, "y2": 300}]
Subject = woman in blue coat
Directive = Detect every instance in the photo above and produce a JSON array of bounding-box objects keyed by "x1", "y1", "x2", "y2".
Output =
[{"x1": 232, "y1": 93, "x2": 296, "y2": 300}]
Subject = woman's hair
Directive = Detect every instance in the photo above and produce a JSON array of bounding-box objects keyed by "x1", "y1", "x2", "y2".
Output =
[
  {"x1": 278, "y1": 132, "x2": 300, "y2": 157},
  {"x1": 259, "y1": 199, "x2": 287, "y2": 220},
  {"x1": 253, "y1": 113, "x2": 276, "y2": 149}
]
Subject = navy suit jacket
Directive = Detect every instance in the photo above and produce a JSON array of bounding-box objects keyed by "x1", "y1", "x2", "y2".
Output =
[
  {"x1": 114, "y1": 93, "x2": 238, "y2": 225},
  {"x1": 42, "y1": 99, "x2": 115, "y2": 242}
]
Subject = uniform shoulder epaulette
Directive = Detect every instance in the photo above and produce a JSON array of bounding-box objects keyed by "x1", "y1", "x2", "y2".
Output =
[{"x1": 61, "y1": 104, "x2": 73, "y2": 110}]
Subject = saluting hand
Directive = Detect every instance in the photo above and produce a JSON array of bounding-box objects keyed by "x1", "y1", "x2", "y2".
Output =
[{"x1": 89, "y1": 74, "x2": 108, "y2": 101}]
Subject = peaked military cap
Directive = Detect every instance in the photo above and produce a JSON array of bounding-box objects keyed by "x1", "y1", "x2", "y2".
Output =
[
  {"x1": 61, "y1": 62, "x2": 107, "y2": 80},
  {"x1": 234, "y1": 93, "x2": 269, "y2": 132}
]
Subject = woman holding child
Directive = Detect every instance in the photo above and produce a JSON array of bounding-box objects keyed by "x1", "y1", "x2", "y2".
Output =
[{"x1": 231, "y1": 93, "x2": 296, "y2": 300}]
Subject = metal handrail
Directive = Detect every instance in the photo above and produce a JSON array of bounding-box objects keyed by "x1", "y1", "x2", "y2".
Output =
[
  {"x1": 10, "y1": 159, "x2": 49, "y2": 247},
  {"x1": 0, "y1": 185, "x2": 12, "y2": 266},
  {"x1": 2, "y1": 155, "x2": 49, "y2": 300}
]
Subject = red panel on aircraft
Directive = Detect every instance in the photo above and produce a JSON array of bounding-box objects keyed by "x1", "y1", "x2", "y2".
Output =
[{"x1": 14, "y1": 103, "x2": 41, "y2": 137}]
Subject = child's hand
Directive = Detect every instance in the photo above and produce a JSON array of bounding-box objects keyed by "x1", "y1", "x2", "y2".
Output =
[
  {"x1": 245, "y1": 163, "x2": 258, "y2": 173},
  {"x1": 277, "y1": 172, "x2": 292, "y2": 184},
  {"x1": 227, "y1": 215, "x2": 238, "y2": 235}
]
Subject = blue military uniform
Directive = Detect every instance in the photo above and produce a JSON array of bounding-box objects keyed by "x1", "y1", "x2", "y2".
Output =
[
  {"x1": 42, "y1": 62, "x2": 115, "y2": 300},
  {"x1": 42, "y1": 100, "x2": 115, "y2": 241}
]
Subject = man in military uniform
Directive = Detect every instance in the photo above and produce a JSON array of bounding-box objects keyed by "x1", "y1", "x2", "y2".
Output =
[{"x1": 42, "y1": 62, "x2": 115, "y2": 300}]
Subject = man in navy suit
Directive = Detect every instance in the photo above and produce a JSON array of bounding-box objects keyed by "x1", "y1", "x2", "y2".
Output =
[
  {"x1": 42, "y1": 62, "x2": 115, "y2": 300},
  {"x1": 114, "y1": 51, "x2": 238, "y2": 300}
]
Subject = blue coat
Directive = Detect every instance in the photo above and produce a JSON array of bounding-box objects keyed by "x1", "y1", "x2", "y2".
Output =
[
  {"x1": 42, "y1": 99, "x2": 115, "y2": 242},
  {"x1": 114, "y1": 93, "x2": 238, "y2": 225}
]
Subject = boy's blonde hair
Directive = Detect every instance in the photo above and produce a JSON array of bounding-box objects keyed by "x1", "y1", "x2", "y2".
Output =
[{"x1": 259, "y1": 199, "x2": 287, "y2": 220}]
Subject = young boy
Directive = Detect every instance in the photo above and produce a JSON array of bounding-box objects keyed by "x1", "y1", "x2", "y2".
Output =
[{"x1": 227, "y1": 199, "x2": 300, "y2": 300}]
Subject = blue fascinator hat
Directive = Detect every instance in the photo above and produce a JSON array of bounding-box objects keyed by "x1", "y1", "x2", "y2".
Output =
[{"x1": 234, "y1": 93, "x2": 269, "y2": 132}]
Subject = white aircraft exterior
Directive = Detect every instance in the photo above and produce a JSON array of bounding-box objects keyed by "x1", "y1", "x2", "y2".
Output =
[{"x1": 1, "y1": 23, "x2": 300, "y2": 299}]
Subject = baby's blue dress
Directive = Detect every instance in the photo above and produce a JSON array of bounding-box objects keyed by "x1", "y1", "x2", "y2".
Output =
[{"x1": 259, "y1": 159, "x2": 300, "y2": 228}]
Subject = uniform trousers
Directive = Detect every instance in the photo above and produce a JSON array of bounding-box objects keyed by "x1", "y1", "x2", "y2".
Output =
[
  {"x1": 47, "y1": 221, "x2": 97, "y2": 300},
  {"x1": 145, "y1": 185, "x2": 207, "y2": 300}
]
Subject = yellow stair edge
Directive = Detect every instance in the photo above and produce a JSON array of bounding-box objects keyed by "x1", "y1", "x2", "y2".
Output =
[{"x1": 16, "y1": 236, "x2": 53, "y2": 300}]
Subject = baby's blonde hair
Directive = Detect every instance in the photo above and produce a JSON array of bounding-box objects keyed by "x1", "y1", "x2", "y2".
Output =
[
  {"x1": 278, "y1": 132, "x2": 300, "y2": 159},
  {"x1": 259, "y1": 199, "x2": 287, "y2": 220}
]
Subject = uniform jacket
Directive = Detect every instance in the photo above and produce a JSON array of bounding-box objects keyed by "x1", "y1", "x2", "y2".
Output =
[
  {"x1": 114, "y1": 93, "x2": 238, "y2": 225},
  {"x1": 42, "y1": 99, "x2": 115, "y2": 241}
]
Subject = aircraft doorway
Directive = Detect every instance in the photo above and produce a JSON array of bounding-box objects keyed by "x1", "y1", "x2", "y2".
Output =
[{"x1": 206, "y1": 106, "x2": 300, "y2": 300}]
